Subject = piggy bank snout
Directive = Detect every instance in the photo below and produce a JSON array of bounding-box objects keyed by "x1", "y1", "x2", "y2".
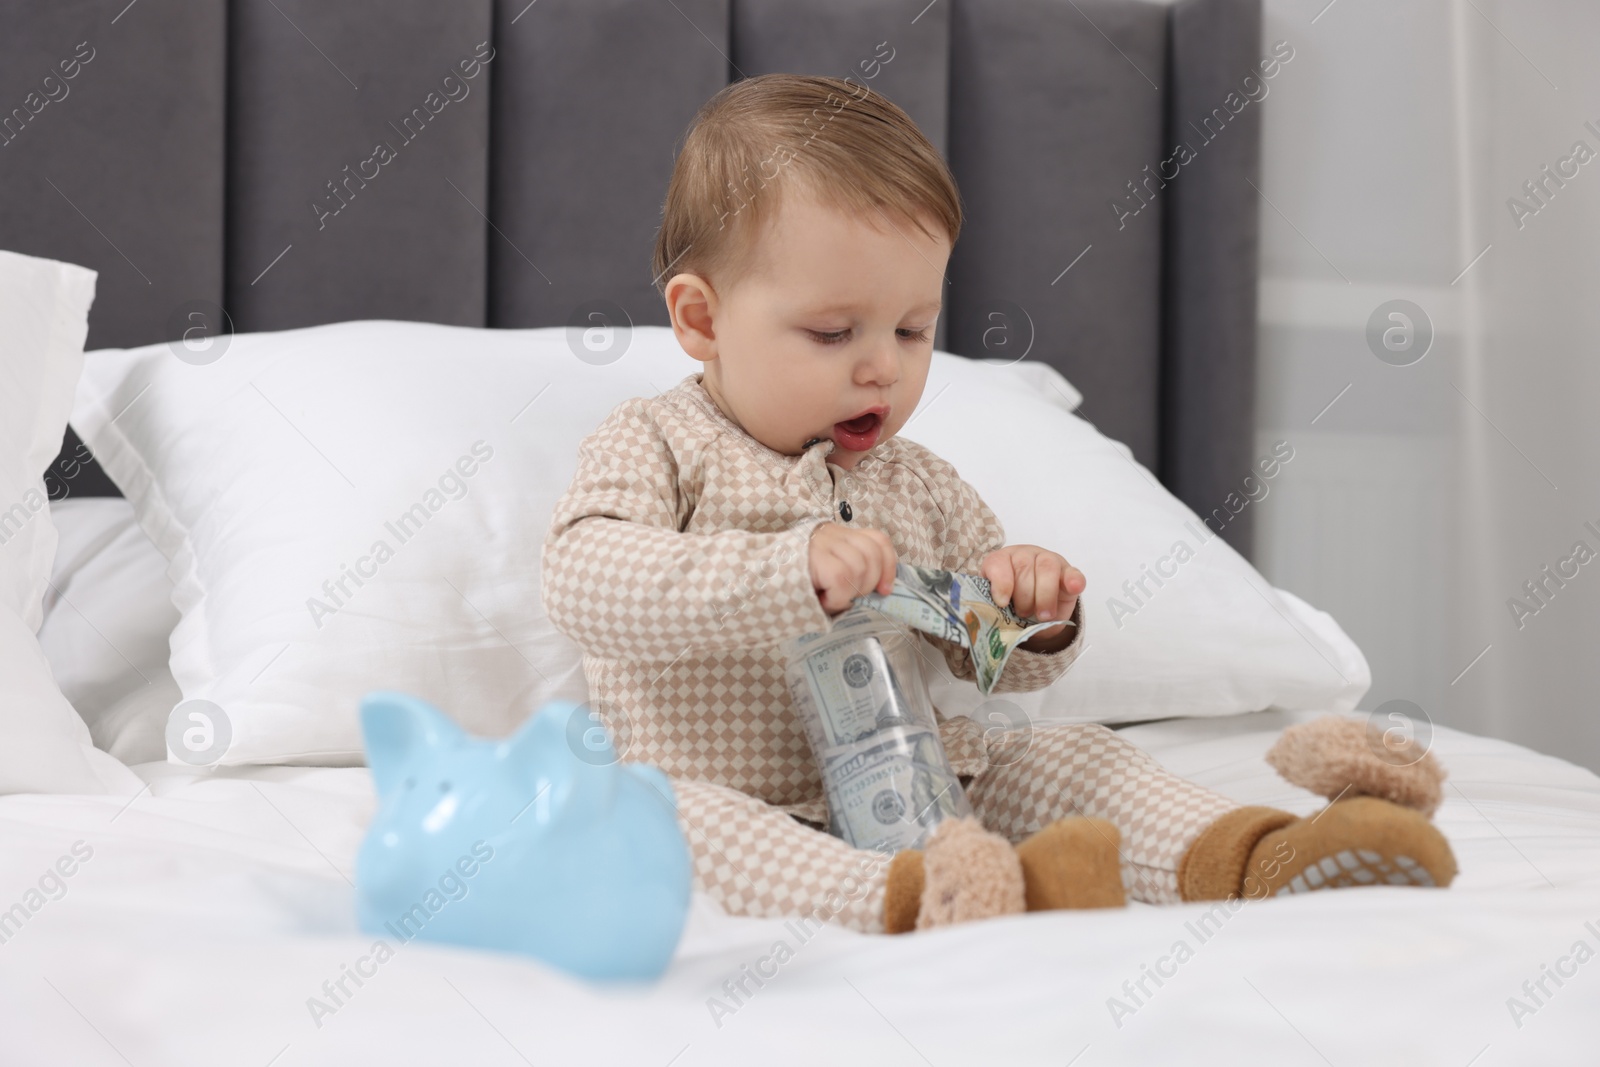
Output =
[
  {"x1": 358, "y1": 833, "x2": 417, "y2": 895},
  {"x1": 360, "y1": 812, "x2": 446, "y2": 896}
]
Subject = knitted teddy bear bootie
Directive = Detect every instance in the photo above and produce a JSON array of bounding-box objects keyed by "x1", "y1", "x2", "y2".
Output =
[
  {"x1": 882, "y1": 814, "x2": 1127, "y2": 933},
  {"x1": 1177, "y1": 716, "x2": 1458, "y2": 900}
]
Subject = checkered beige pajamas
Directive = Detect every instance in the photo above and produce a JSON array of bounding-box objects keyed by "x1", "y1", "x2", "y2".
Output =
[
  {"x1": 542, "y1": 374, "x2": 1240, "y2": 934},
  {"x1": 668, "y1": 720, "x2": 1239, "y2": 933}
]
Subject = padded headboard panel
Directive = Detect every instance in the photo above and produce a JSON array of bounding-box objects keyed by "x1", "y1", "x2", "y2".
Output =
[{"x1": 1, "y1": 0, "x2": 1263, "y2": 557}]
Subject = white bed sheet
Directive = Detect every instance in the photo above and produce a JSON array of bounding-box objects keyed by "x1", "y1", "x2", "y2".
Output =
[{"x1": 0, "y1": 709, "x2": 1595, "y2": 1066}]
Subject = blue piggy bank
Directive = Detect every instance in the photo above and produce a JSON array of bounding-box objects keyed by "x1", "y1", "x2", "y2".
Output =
[{"x1": 355, "y1": 691, "x2": 693, "y2": 982}]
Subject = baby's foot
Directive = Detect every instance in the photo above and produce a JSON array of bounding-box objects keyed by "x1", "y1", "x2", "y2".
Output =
[
  {"x1": 1013, "y1": 816, "x2": 1127, "y2": 910},
  {"x1": 882, "y1": 816, "x2": 1024, "y2": 933},
  {"x1": 1243, "y1": 795, "x2": 1457, "y2": 897}
]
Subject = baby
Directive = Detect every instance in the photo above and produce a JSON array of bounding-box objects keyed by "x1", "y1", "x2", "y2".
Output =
[{"x1": 542, "y1": 74, "x2": 1455, "y2": 935}]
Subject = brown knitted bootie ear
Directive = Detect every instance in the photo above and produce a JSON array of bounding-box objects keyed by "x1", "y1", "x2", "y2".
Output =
[
  {"x1": 1266, "y1": 715, "x2": 1447, "y2": 816},
  {"x1": 884, "y1": 815, "x2": 1126, "y2": 932}
]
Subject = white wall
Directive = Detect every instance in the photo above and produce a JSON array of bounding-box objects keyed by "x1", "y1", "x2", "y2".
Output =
[{"x1": 1252, "y1": 0, "x2": 1600, "y2": 771}]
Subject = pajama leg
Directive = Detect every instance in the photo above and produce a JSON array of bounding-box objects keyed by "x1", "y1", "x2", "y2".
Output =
[
  {"x1": 964, "y1": 723, "x2": 1238, "y2": 904},
  {"x1": 663, "y1": 777, "x2": 893, "y2": 934}
]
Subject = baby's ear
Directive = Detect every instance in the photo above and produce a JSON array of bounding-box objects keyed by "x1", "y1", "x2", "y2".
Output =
[
  {"x1": 663, "y1": 272, "x2": 718, "y2": 360},
  {"x1": 360, "y1": 691, "x2": 466, "y2": 798}
]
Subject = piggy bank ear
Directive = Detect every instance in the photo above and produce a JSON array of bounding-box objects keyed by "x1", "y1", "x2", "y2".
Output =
[
  {"x1": 499, "y1": 701, "x2": 617, "y2": 820},
  {"x1": 360, "y1": 691, "x2": 467, "y2": 799}
]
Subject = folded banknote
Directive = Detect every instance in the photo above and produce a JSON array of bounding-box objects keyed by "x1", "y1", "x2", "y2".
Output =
[{"x1": 852, "y1": 563, "x2": 1073, "y2": 695}]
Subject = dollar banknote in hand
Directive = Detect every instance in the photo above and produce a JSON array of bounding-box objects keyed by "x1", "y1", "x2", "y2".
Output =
[{"x1": 852, "y1": 563, "x2": 1074, "y2": 695}]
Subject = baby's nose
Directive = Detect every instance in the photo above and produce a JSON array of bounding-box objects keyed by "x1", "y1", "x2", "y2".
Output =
[{"x1": 857, "y1": 339, "x2": 900, "y2": 383}]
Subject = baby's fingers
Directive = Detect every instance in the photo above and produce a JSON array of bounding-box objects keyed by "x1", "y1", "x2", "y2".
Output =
[
  {"x1": 819, "y1": 547, "x2": 865, "y2": 613},
  {"x1": 984, "y1": 552, "x2": 1016, "y2": 609},
  {"x1": 1063, "y1": 565, "x2": 1086, "y2": 598},
  {"x1": 841, "y1": 542, "x2": 881, "y2": 601},
  {"x1": 870, "y1": 530, "x2": 898, "y2": 595},
  {"x1": 1009, "y1": 553, "x2": 1040, "y2": 616},
  {"x1": 1031, "y1": 555, "x2": 1063, "y2": 620}
]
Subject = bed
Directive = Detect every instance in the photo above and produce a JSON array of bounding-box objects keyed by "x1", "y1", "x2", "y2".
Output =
[
  {"x1": 4, "y1": 2, "x2": 1598, "y2": 1064},
  {"x1": 3, "y1": 700, "x2": 1597, "y2": 1064}
]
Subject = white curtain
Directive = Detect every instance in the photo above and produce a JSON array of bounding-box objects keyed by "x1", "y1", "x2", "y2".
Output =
[{"x1": 1252, "y1": 0, "x2": 1600, "y2": 770}]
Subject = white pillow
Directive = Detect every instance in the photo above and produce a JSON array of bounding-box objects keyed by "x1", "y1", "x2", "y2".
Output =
[
  {"x1": 73, "y1": 321, "x2": 672, "y2": 765},
  {"x1": 71, "y1": 319, "x2": 1364, "y2": 766},
  {"x1": 0, "y1": 250, "x2": 141, "y2": 794},
  {"x1": 39, "y1": 497, "x2": 179, "y2": 764}
]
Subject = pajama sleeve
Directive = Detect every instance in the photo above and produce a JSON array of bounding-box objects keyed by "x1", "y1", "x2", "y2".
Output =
[
  {"x1": 541, "y1": 397, "x2": 837, "y2": 661},
  {"x1": 923, "y1": 461, "x2": 1087, "y2": 694}
]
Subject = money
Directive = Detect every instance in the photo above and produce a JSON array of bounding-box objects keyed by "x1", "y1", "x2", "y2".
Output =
[
  {"x1": 786, "y1": 617, "x2": 911, "y2": 749},
  {"x1": 784, "y1": 611, "x2": 974, "y2": 851},
  {"x1": 821, "y1": 729, "x2": 968, "y2": 848},
  {"x1": 783, "y1": 563, "x2": 1073, "y2": 851},
  {"x1": 853, "y1": 564, "x2": 1073, "y2": 695}
]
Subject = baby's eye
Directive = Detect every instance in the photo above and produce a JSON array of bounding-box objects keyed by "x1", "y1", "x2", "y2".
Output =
[
  {"x1": 806, "y1": 329, "x2": 850, "y2": 345},
  {"x1": 898, "y1": 327, "x2": 931, "y2": 342}
]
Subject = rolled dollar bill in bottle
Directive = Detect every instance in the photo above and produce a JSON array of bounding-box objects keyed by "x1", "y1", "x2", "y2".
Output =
[{"x1": 782, "y1": 609, "x2": 973, "y2": 852}]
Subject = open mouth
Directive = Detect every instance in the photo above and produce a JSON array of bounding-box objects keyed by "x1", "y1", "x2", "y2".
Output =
[{"x1": 831, "y1": 407, "x2": 888, "y2": 450}]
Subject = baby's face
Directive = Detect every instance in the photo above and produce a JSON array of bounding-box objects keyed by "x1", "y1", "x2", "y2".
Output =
[{"x1": 667, "y1": 190, "x2": 952, "y2": 470}]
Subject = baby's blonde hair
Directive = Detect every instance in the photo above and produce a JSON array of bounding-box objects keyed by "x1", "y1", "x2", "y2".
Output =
[{"x1": 652, "y1": 73, "x2": 962, "y2": 297}]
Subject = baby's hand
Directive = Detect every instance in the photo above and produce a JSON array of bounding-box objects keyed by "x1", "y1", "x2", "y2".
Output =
[
  {"x1": 980, "y1": 544, "x2": 1086, "y2": 644},
  {"x1": 809, "y1": 523, "x2": 898, "y2": 615}
]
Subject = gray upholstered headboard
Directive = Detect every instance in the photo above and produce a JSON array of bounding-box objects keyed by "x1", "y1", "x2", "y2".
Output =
[{"x1": 3, "y1": 0, "x2": 1263, "y2": 558}]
